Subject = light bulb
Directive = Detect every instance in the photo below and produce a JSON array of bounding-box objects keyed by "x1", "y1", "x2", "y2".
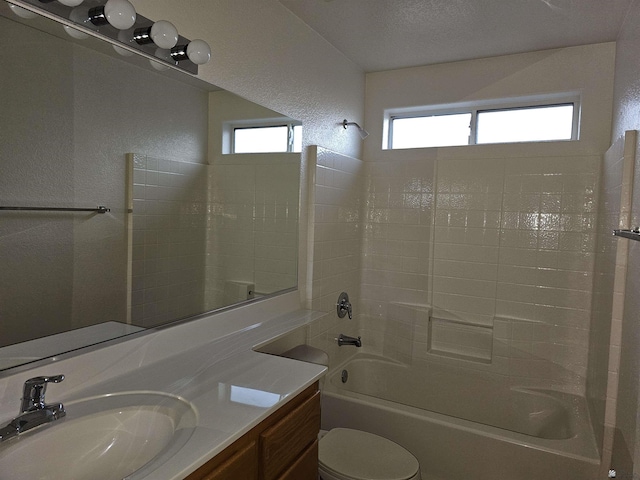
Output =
[
  {"x1": 104, "y1": 0, "x2": 136, "y2": 29},
  {"x1": 153, "y1": 47, "x2": 172, "y2": 63},
  {"x1": 112, "y1": 45, "x2": 134, "y2": 57},
  {"x1": 9, "y1": 4, "x2": 37, "y2": 19},
  {"x1": 149, "y1": 59, "x2": 169, "y2": 71},
  {"x1": 69, "y1": 5, "x2": 90, "y2": 24},
  {"x1": 186, "y1": 39, "x2": 210, "y2": 65},
  {"x1": 63, "y1": 24, "x2": 89, "y2": 39},
  {"x1": 150, "y1": 21, "x2": 178, "y2": 49},
  {"x1": 89, "y1": 0, "x2": 136, "y2": 30},
  {"x1": 58, "y1": 0, "x2": 84, "y2": 6}
]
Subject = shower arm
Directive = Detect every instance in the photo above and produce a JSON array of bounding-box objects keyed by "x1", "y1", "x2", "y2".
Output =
[{"x1": 342, "y1": 119, "x2": 370, "y2": 139}]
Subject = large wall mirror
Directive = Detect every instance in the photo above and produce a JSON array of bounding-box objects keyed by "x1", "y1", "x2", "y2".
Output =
[{"x1": 0, "y1": 1, "x2": 301, "y2": 371}]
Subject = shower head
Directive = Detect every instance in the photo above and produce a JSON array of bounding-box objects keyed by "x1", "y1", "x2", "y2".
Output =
[{"x1": 342, "y1": 119, "x2": 370, "y2": 139}]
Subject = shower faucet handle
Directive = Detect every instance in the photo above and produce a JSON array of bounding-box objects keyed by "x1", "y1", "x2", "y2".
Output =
[{"x1": 337, "y1": 292, "x2": 353, "y2": 319}]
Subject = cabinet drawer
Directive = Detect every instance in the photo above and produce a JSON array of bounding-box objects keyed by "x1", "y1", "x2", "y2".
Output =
[
  {"x1": 277, "y1": 440, "x2": 318, "y2": 480},
  {"x1": 186, "y1": 440, "x2": 257, "y2": 480},
  {"x1": 260, "y1": 391, "x2": 321, "y2": 480}
]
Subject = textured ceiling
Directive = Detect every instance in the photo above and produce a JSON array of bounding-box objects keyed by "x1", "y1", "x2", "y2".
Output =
[{"x1": 278, "y1": 0, "x2": 632, "y2": 72}]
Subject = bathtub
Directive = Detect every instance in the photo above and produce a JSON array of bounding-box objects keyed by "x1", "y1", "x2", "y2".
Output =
[{"x1": 321, "y1": 354, "x2": 600, "y2": 480}]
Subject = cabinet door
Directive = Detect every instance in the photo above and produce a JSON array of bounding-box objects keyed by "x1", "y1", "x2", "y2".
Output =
[
  {"x1": 277, "y1": 440, "x2": 319, "y2": 480},
  {"x1": 260, "y1": 391, "x2": 321, "y2": 480},
  {"x1": 189, "y1": 440, "x2": 258, "y2": 480}
]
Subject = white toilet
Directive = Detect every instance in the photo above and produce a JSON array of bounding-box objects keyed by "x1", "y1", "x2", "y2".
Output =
[{"x1": 318, "y1": 428, "x2": 421, "y2": 480}]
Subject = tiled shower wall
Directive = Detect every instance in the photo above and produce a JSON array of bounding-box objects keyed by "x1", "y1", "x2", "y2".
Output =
[
  {"x1": 130, "y1": 155, "x2": 209, "y2": 327},
  {"x1": 307, "y1": 146, "x2": 364, "y2": 369},
  {"x1": 130, "y1": 153, "x2": 299, "y2": 327},
  {"x1": 359, "y1": 150, "x2": 435, "y2": 358},
  {"x1": 359, "y1": 149, "x2": 601, "y2": 393},
  {"x1": 205, "y1": 154, "x2": 299, "y2": 309}
]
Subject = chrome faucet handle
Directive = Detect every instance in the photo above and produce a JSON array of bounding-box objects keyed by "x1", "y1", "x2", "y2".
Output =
[
  {"x1": 337, "y1": 334, "x2": 362, "y2": 347},
  {"x1": 21, "y1": 375, "x2": 65, "y2": 413},
  {"x1": 337, "y1": 292, "x2": 353, "y2": 319}
]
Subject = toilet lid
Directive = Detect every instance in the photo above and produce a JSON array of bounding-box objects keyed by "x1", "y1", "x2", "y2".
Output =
[{"x1": 319, "y1": 428, "x2": 420, "y2": 480}]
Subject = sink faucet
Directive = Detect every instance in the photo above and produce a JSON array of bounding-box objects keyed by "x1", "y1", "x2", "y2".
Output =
[
  {"x1": 337, "y1": 334, "x2": 362, "y2": 347},
  {"x1": 0, "y1": 375, "x2": 66, "y2": 443}
]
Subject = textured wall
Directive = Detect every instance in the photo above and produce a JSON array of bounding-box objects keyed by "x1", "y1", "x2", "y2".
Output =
[
  {"x1": 612, "y1": 0, "x2": 640, "y2": 141},
  {"x1": 0, "y1": 19, "x2": 75, "y2": 346}
]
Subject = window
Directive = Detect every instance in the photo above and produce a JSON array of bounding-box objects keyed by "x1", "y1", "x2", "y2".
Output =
[
  {"x1": 387, "y1": 95, "x2": 579, "y2": 149},
  {"x1": 391, "y1": 113, "x2": 472, "y2": 149},
  {"x1": 232, "y1": 123, "x2": 302, "y2": 154}
]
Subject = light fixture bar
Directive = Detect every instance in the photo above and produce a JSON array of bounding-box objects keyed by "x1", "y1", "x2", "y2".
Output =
[{"x1": 8, "y1": 0, "x2": 209, "y2": 75}]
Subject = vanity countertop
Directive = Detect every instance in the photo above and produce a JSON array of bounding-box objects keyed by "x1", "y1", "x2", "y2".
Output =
[
  {"x1": 128, "y1": 348, "x2": 326, "y2": 479},
  {"x1": 117, "y1": 345, "x2": 325, "y2": 479},
  {"x1": 0, "y1": 292, "x2": 327, "y2": 480}
]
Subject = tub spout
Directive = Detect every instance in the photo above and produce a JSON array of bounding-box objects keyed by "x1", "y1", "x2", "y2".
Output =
[{"x1": 337, "y1": 334, "x2": 361, "y2": 347}]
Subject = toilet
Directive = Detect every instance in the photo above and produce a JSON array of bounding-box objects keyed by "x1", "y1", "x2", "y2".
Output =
[{"x1": 318, "y1": 428, "x2": 421, "y2": 480}]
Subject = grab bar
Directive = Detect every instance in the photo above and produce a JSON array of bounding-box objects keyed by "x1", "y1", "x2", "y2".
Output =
[
  {"x1": 0, "y1": 206, "x2": 110, "y2": 214},
  {"x1": 613, "y1": 229, "x2": 640, "y2": 241}
]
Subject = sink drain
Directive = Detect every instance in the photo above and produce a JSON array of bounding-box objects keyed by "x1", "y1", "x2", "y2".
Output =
[{"x1": 341, "y1": 369, "x2": 348, "y2": 383}]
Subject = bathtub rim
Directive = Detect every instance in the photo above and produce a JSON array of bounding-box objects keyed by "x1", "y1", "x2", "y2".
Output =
[{"x1": 322, "y1": 352, "x2": 600, "y2": 465}]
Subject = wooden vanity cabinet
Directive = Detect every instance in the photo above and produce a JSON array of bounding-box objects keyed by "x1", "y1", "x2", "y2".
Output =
[{"x1": 185, "y1": 382, "x2": 320, "y2": 480}]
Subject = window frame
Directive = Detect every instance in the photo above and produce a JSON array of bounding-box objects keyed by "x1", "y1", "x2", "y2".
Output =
[{"x1": 385, "y1": 93, "x2": 581, "y2": 150}]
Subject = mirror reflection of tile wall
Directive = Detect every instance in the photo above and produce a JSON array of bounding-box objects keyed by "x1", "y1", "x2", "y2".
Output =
[
  {"x1": 130, "y1": 155, "x2": 209, "y2": 327},
  {"x1": 130, "y1": 153, "x2": 299, "y2": 328}
]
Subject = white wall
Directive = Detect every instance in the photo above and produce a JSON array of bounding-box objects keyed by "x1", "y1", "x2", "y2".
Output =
[
  {"x1": 609, "y1": 0, "x2": 640, "y2": 474},
  {"x1": 365, "y1": 43, "x2": 615, "y2": 157},
  {"x1": 590, "y1": 131, "x2": 635, "y2": 472}
]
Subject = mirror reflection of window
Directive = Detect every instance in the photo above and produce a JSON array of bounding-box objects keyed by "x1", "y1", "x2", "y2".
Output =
[{"x1": 233, "y1": 124, "x2": 303, "y2": 153}]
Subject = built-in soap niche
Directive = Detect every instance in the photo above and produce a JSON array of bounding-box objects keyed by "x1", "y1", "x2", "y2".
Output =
[{"x1": 427, "y1": 317, "x2": 493, "y2": 364}]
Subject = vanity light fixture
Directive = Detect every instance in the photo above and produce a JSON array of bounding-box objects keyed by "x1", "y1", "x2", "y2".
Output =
[
  {"x1": 88, "y1": 0, "x2": 136, "y2": 30},
  {"x1": 133, "y1": 20, "x2": 179, "y2": 49},
  {"x1": 170, "y1": 39, "x2": 211, "y2": 65},
  {"x1": 10, "y1": 0, "x2": 210, "y2": 73}
]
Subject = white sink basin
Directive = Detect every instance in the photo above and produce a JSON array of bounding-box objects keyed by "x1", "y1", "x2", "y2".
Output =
[{"x1": 0, "y1": 392, "x2": 197, "y2": 480}]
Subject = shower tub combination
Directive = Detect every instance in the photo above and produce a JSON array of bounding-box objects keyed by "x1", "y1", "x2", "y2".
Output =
[{"x1": 321, "y1": 353, "x2": 600, "y2": 480}]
